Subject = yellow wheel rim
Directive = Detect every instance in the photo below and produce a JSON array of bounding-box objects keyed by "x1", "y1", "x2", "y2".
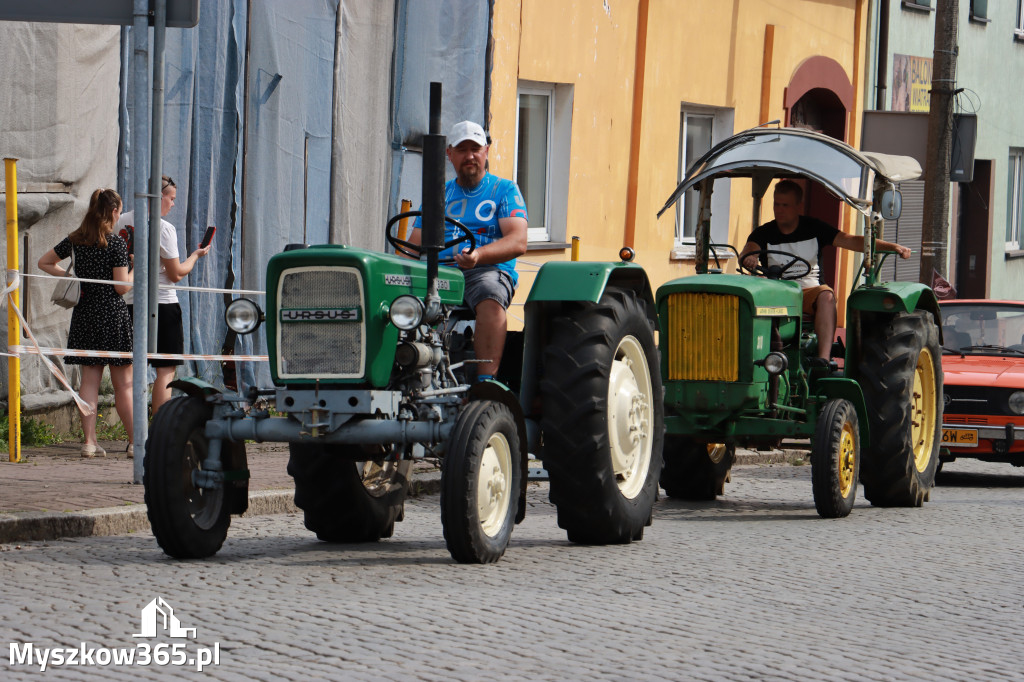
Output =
[
  {"x1": 838, "y1": 421, "x2": 856, "y2": 498},
  {"x1": 910, "y1": 346, "x2": 937, "y2": 473}
]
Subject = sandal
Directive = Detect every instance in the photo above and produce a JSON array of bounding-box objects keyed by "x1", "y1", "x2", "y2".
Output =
[
  {"x1": 126, "y1": 444, "x2": 134, "y2": 460},
  {"x1": 81, "y1": 444, "x2": 106, "y2": 458}
]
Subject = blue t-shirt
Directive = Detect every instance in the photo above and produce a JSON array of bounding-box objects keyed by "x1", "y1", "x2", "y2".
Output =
[{"x1": 414, "y1": 173, "x2": 528, "y2": 286}]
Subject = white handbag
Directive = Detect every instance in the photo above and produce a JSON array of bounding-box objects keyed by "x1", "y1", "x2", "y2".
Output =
[{"x1": 50, "y1": 248, "x2": 80, "y2": 309}]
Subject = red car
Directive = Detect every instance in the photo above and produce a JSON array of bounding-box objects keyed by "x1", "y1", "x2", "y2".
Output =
[{"x1": 939, "y1": 300, "x2": 1024, "y2": 469}]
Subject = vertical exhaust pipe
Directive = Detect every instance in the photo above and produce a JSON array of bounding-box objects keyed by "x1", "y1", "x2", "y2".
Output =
[{"x1": 421, "y1": 82, "x2": 446, "y2": 321}]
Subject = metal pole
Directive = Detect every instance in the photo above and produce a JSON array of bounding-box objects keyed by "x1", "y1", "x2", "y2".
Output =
[
  {"x1": 134, "y1": 0, "x2": 167, "y2": 483},
  {"x1": 131, "y1": 0, "x2": 150, "y2": 483},
  {"x1": 4, "y1": 158, "x2": 21, "y2": 462}
]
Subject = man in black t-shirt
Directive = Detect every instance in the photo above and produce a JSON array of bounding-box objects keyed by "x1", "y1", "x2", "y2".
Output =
[{"x1": 739, "y1": 180, "x2": 911, "y2": 363}]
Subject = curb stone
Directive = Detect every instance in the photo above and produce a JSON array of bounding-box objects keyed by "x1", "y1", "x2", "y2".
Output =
[{"x1": 0, "y1": 473, "x2": 444, "y2": 545}]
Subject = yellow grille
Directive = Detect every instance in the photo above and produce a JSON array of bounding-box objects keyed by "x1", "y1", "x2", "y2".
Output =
[{"x1": 666, "y1": 292, "x2": 739, "y2": 381}]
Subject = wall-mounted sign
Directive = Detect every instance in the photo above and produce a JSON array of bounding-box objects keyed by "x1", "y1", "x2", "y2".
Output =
[{"x1": 892, "y1": 54, "x2": 933, "y2": 113}]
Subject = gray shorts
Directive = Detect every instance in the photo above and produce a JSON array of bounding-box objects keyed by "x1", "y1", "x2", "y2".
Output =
[{"x1": 463, "y1": 267, "x2": 515, "y2": 310}]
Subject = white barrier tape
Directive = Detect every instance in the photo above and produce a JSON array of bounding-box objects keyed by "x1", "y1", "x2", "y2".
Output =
[
  {"x1": 16, "y1": 270, "x2": 266, "y2": 297},
  {"x1": 2, "y1": 272, "x2": 94, "y2": 415},
  {"x1": 8, "y1": 345, "x2": 268, "y2": 362}
]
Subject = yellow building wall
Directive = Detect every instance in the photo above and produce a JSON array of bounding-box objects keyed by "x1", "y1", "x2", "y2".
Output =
[{"x1": 490, "y1": 0, "x2": 868, "y2": 325}]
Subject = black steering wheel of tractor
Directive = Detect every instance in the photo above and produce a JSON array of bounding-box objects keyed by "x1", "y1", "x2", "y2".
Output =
[
  {"x1": 385, "y1": 210, "x2": 476, "y2": 264},
  {"x1": 738, "y1": 248, "x2": 812, "y2": 281}
]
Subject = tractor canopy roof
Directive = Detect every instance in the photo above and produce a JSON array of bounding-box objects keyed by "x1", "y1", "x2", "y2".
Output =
[{"x1": 657, "y1": 127, "x2": 922, "y2": 219}]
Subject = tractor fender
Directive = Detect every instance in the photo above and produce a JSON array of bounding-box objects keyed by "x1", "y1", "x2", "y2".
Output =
[
  {"x1": 469, "y1": 380, "x2": 529, "y2": 524},
  {"x1": 169, "y1": 377, "x2": 224, "y2": 399},
  {"x1": 813, "y1": 377, "x2": 870, "y2": 445},
  {"x1": 526, "y1": 261, "x2": 654, "y2": 306},
  {"x1": 846, "y1": 281, "x2": 941, "y2": 322}
]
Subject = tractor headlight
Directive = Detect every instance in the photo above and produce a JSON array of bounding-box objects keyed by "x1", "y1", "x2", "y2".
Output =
[
  {"x1": 389, "y1": 295, "x2": 424, "y2": 331},
  {"x1": 225, "y1": 298, "x2": 263, "y2": 334},
  {"x1": 762, "y1": 351, "x2": 788, "y2": 375},
  {"x1": 1008, "y1": 390, "x2": 1024, "y2": 415}
]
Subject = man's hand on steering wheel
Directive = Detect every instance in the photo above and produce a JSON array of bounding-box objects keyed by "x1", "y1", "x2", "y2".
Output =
[{"x1": 738, "y1": 248, "x2": 812, "y2": 281}]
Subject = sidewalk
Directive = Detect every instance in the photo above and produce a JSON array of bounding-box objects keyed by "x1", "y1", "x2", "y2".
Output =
[
  {"x1": 0, "y1": 440, "x2": 443, "y2": 544},
  {"x1": 0, "y1": 440, "x2": 795, "y2": 544}
]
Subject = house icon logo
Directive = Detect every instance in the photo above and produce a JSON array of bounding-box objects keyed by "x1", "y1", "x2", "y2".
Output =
[{"x1": 133, "y1": 597, "x2": 197, "y2": 639}]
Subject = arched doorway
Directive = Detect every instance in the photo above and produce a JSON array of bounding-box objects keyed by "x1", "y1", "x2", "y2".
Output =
[{"x1": 784, "y1": 57, "x2": 853, "y2": 292}]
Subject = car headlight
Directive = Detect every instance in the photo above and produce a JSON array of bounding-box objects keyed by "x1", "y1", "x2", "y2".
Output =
[
  {"x1": 1008, "y1": 390, "x2": 1024, "y2": 415},
  {"x1": 389, "y1": 295, "x2": 424, "y2": 331},
  {"x1": 225, "y1": 298, "x2": 264, "y2": 334}
]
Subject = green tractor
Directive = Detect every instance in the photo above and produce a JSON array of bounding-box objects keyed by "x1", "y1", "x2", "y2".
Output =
[
  {"x1": 143, "y1": 83, "x2": 663, "y2": 563},
  {"x1": 654, "y1": 127, "x2": 942, "y2": 517}
]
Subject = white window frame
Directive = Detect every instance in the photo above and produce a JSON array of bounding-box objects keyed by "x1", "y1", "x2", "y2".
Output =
[
  {"x1": 1017, "y1": 0, "x2": 1024, "y2": 35},
  {"x1": 1009, "y1": 149, "x2": 1023, "y2": 251},
  {"x1": 515, "y1": 83, "x2": 553, "y2": 242},
  {"x1": 676, "y1": 112, "x2": 715, "y2": 245},
  {"x1": 671, "y1": 105, "x2": 735, "y2": 260},
  {"x1": 514, "y1": 81, "x2": 573, "y2": 245}
]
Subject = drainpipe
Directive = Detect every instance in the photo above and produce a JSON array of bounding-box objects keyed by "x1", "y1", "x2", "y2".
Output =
[
  {"x1": 622, "y1": 0, "x2": 649, "y2": 250},
  {"x1": 876, "y1": 0, "x2": 890, "y2": 110}
]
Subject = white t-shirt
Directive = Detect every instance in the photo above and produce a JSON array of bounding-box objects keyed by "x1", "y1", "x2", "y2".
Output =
[{"x1": 115, "y1": 211, "x2": 181, "y2": 304}]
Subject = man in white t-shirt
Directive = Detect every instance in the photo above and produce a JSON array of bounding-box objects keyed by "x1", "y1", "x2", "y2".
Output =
[
  {"x1": 740, "y1": 180, "x2": 911, "y2": 363},
  {"x1": 116, "y1": 175, "x2": 211, "y2": 416}
]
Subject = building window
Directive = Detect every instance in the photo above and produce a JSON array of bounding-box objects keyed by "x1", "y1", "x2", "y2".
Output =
[
  {"x1": 672, "y1": 105, "x2": 734, "y2": 259},
  {"x1": 676, "y1": 113, "x2": 714, "y2": 243},
  {"x1": 1017, "y1": 1, "x2": 1024, "y2": 35},
  {"x1": 1009, "y1": 149, "x2": 1024, "y2": 251},
  {"x1": 969, "y1": 0, "x2": 990, "y2": 23},
  {"x1": 515, "y1": 82, "x2": 573, "y2": 245}
]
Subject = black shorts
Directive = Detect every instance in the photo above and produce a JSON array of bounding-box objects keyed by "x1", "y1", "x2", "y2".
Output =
[{"x1": 127, "y1": 302, "x2": 184, "y2": 367}]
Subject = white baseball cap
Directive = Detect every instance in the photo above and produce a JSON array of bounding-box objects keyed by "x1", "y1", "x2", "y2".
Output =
[{"x1": 448, "y1": 120, "x2": 488, "y2": 148}]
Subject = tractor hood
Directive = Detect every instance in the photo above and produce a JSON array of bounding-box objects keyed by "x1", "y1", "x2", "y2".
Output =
[{"x1": 657, "y1": 127, "x2": 922, "y2": 219}]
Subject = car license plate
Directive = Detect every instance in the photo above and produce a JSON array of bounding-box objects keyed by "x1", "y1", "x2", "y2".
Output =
[{"x1": 942, "y1": 428, "x2": 979, "y2": 447}]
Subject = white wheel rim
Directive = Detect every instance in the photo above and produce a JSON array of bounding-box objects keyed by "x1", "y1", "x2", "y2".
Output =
[
  {"x1": 477, "y1": 432, "x2": 513, "y2": 537},
  {"x1": 607, "y1": 334, "x2": 654, "y2": 499}
]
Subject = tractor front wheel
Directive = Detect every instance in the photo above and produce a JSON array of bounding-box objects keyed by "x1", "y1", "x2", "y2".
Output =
[
  {"x1": 441, "y1": 400, "x2": 522, "y2": 564},
  {"x1": 287, "y1": 443, "x2": 412, "y2": 542},
  {"x1": 541, "y1": 287, "x2": 664, "y2": 544},
  {"x1": 144, "y1": 396, "x2": 231, "y2": 559},
  {"x1": 811, "y1": 398, "x2": 860, "y2": 518}
]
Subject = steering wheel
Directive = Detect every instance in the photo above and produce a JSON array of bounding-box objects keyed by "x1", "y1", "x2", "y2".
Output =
[
  {"x1": 386, "y1": 210, "x2": 476, "y2": 264},
  {"x1": 738, "y1": 248, "x2": 812, "y2": 281}
]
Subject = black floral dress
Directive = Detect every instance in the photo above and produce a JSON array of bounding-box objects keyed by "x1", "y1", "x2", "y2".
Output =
[{"x1": 54, "y1": 235, "x2": 133, "y2": 366}]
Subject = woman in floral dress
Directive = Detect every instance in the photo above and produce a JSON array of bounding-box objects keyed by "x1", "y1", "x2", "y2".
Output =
[{"x1": 38, "y1": 189, "x2": 134, "y2": 457}]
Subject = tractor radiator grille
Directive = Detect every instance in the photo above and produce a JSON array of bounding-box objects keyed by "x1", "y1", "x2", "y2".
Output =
[
  {"x1": 666, "y1": 292, "x2": 739, "y2": 381},
  {"x1": 277, "y1": 266, "x2": 365, "y2": 378}
]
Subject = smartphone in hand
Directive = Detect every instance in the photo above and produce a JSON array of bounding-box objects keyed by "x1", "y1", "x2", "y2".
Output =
[
  {"x1": 200, "y1": 225, "x2": 216, "y2": 249},
  {"x1": 119, "y1": 224, "x2": 134, "y2": 255}
]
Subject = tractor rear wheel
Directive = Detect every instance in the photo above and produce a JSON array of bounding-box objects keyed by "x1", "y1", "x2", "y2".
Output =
[
  {"x1": 441, "y1": 400, "x2": 522, "y2": 563},
  {"x1": 287, "y1": 443, "x2": 412, "y2": 542},
  {"x1": 660, "y1": 438, "x2": 734, "y2": 501},
  {"x1": 856, "y1": 310, "x2": 941, "y2": 506},
  {"x1": 541, "y1": 287, "x2": 664, "y2": 544},
  {"x1": 144, "y1": 395, "x2": 232, "y2": 559},
  {"x1": 811, "y1": 398, "x2": 860, "y2": 518}
]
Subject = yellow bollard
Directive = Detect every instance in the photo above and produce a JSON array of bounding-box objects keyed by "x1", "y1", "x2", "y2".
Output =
[
  {"x1": 4, "y1": 158, "x2": 21, "y2": 462},
  {"x1": 571, "y1": 235, "x2": 580, "y2": 262}
]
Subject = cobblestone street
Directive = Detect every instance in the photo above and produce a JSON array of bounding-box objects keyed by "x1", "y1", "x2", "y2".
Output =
[{"x1": 2, "y1": 459, "x2": 1023, "y2": 681}]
